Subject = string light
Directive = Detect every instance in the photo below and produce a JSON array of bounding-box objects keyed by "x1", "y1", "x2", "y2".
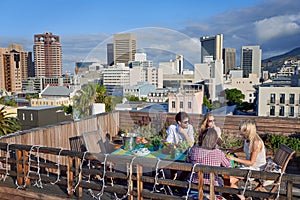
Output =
[
  {"x1": 51, "y1": 148, "x2": 64, "y2": 185},
  {"x1": 3, "y1": 143, "x2": 11, "y2": 181},
  {"x1": 242, "y1": 169, "x2": 252, "y2": 197},
  {"x1": 185, "y1": 163, "x2": 201, "y2": 200}
]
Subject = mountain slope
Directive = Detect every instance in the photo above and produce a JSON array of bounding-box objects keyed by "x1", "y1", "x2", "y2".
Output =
[{"x1": 262, "y1": 47, "x2": 300, "y2": 73}]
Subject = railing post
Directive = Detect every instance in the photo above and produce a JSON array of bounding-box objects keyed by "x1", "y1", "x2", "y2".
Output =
[
  {"x1": 67, "y1": 156, "x2": 74, "y2": 196},
  {"x1": 16, "y1": 149, "x2": 23, "y2": 186},
  {"x1": 128, "y1": 162, "x2": 134, "y2": 200},
  {"x1": 198, "y1": 171, "x2": 204, "y2": 200},
  {"x1": 287, "y1": 180, "x2": 293, "y2": 199},
  {"x1": 209, "y1": 172, "x2": 215, "y2": 200},
  {"x1": 137, "y1": 164, "x2": 143, "y2": 200},
  {"x1": 75, "y1": 156, "x2": 83, "y2": 197},
  {"x1": 23, "y1": 150, "x2": 30, "y2": 187}
]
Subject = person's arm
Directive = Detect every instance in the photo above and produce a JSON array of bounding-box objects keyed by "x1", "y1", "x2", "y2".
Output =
[
  {"x1": 178, "y1": 126, "x2": 194, "y2": 147},
  {"x1": 227, "y1": 139, "x2": 262, "y2": 167},
  {"x1": 165, "y1": 125, "x2": 174, "y2": 144},
  {"x1": 219, "y1": 150, "x2": 232, "y2": 167}
]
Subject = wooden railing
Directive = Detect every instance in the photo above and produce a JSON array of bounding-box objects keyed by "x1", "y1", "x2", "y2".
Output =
[{"x1": 0, "y1": 142, "x2": 299, "y2": 199}]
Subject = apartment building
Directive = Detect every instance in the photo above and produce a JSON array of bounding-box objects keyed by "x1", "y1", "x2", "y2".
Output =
[{"x1": 257, "y1": 86, "x2": 300, "y2": 118}]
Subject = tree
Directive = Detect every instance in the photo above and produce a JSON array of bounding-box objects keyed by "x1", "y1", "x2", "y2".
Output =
[
  {"x1": 72, "y1": 84, "x2": 97, "y2": 118},
  {"x1": 203, "y1": 96, "x2": 212, "y2": 110},
  {"x1": 95, "y1": 84, "x2": 112, "y2": 112},
  {"x1": 0, "y1": 106, "x2": 21, "y2": 136},
  {"x1": 225, "y1": 88, "x2": 245, "y2": 106},
  {"x1": 63, "y1": 105, "x2": 73, "y2": 115}
]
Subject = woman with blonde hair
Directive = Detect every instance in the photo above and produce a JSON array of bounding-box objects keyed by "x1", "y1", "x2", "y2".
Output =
[
  {"x1": 197, "y1": 113, "x2": 222, "y2": 146},
  {"x1": 226, "y1": 119, "x2": 266, "y2": 200}
]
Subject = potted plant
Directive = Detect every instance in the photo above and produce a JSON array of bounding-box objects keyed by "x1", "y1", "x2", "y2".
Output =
[{"x1": 151, "y1": 137, "x2": 161, "y2": 151}]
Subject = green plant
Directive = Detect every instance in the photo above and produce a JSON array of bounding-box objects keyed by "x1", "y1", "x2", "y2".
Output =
[
  {"x1": 266, "y1": 134, "x2": 300, "y2": 153},
  {"x1": 177, "y1": 140, "x2": 190, "y2": 150},
  {"x1": 151, "y1": 137, "x2": 161, "y2": 147}
]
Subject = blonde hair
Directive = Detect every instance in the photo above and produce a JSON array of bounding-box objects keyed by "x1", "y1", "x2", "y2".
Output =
[{"x1": 239, "y1": 119, "x2": 262, "y2": 152}]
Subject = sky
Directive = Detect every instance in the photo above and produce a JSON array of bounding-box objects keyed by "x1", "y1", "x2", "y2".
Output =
[{"x1": 1, "y1": 0, "x2": 300, "y2": 73}]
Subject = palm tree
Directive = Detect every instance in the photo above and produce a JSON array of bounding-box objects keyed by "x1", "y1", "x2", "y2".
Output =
[
  {"x1": 72, "y1": 84, "x2": 97, "y2": 118},
  {"x1": 0, "y1": 106, "x2": 21, "y2": 136}
]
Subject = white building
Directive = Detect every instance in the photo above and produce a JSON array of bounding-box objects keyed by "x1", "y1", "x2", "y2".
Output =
[
  {"x1": 224, "y1": 73, "x2": 260, "y2": 103},
  {"x1": 102, "y1": 66, "x2": 130, "y2": 86},
  {"x1": 257, "y1": 86, "x2": 300, "y2": 118},
  {"x1": 130, "y1": 67, "x2": 163, "y2": 88},
  {"x1": 168, "y1": 89, "x2": 204, "y2": 114}
]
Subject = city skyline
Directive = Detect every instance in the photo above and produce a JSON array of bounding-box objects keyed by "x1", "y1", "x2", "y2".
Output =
[{"x1": 0, "y1": 0, "x2": 300, "y2": 73}]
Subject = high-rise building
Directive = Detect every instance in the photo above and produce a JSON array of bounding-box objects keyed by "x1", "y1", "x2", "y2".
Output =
[
  {"x1": 34, "y1": 32, "x2": 62, "y2": 77},
  {"x1": 113, "y1": 33, "x2": 137, "y2": 65},
  {"x1": 107, "y1": 43, "x2": 114, "y2": 66},
  {"x1": 241, "y1": 45, "x2": 262, "y2": 78},
  {"x1": 0, "y1": 44, "x2": 33, "y2": 92},
  {"x1": 200, "y1": 34, "x2": 223, "y2": 63},
  {"x1": 222, "y1": 48, "x2": 236, "y2": 75}
]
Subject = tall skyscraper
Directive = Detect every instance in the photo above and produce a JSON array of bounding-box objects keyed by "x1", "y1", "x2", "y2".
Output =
[
  {"x1": 222, "y1": 48, "x2": 236, "y2": 75},
  {"x1": 241, "y1": 45, "x2": 262, "y2": 78},
  {"x1": 107, "y1": 43, "x2": 114, "y2": 66},
  {"x1": 0, "y1": 44, "x2": 33, "y2": 92},
  {"x1": 113, "y1": 33, "x2": 137, "y2": 65},
  {"x1": 34, "y1": 32, "x2": 62, "y2": 77},
  {"x1": 200, "y1": 34, "x2": 223, "y2": 63}
]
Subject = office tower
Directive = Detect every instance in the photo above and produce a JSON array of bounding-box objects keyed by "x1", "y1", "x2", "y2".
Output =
[
  {"x1": 107, "y1": 43, "x2": 114, "y2": 66},
  {"x1": 34, "y1": 32, "x2": 62, "y2": 77},
  {"x1": 241, "y1": 45, "x2": 262, "y2": 78},
  {"x1": 222, "y1": 48, "x2": 236, "y2": 75},
  {"x1": 113, "y1": 33, "x2": 137, "y2": 65},
  {"x1": 200, "y1": 34, "x2": 223, "y2": 63},
  {"x1": 0, "y1": 44, "x2": 32, "y2": 92}
]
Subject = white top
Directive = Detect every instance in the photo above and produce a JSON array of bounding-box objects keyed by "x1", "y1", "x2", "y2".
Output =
[
  {"x1": 243, "y1": 140, "x2": 266, "y2": 170},
  {"x1": 166, "y1": 124, "x2": 195, "y2": 145}
]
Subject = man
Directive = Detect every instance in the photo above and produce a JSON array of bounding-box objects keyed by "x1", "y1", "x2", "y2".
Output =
[{"x1": 165, "y1": 112, "x2": 194, "y2": 147}]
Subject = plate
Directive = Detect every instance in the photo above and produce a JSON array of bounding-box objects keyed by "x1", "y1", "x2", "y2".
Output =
[{"x1": 132, "y1": 148, "x2": 150, "y2": 156}]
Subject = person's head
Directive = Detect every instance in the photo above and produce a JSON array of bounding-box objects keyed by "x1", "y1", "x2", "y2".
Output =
[
  {"x1": 239, "y1": 119, "x2": 257, "y2": 141},
  {"x1": 201, "y1": 128, "x2": 218, "y2": 150},
  {"x1": 199, "y1": 113, "x2": 216, "y2": 131},
  {"x1": 175, "y1": 112, "x2": 189, "y2": 129}
]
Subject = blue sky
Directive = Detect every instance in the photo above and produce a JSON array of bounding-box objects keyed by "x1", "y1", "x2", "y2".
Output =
[{"x1": 1, "y1": 0, "x2": 300, "y2": 73}]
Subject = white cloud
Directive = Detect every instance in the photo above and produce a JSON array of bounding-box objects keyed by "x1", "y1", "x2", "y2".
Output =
[{"x1": 254, "y1": 13, "x2": 300, "y2": 42}]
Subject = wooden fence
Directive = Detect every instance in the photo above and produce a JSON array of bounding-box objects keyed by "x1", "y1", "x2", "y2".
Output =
[
  {"x1": 0, "y1": 142, "x2": 299, "y2": 199},
  {"x1": 0, "y1": 110, "x2": 299, "y2": 166}
]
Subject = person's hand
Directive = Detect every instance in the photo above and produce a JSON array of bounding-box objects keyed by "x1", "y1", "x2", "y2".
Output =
[
  {"x1": 178, "y1": 126, "x2": 185, "y2": 135},
  {"x1": 226, "y1": 154, "x2": 233, "y2": 161}
]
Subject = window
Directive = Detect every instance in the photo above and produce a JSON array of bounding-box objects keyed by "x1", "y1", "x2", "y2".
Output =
[
  {"x1": 279, "y1": 94, "x2": 285, "y2": 104},
  {"x1": 188, "y1": 102, "x2": 192, "y2": 109},
  {"x1": 270, "y1": 93, "x2": 275, "y2": 104},
  {"x1": 289, "y1": 94, "x2": 295, "y2": 104},
  {"x1": 30, "y1": 113, "x2": 33, "y2": 121},
  {"x1": 180, "y1": 101, "x2": 183, "y2": 109},
  {"x1": 279, "y1": 106, "x2": 285, "y2": 116},
  {"x1": 22, "y1": 113, "x2": 25, "y2": 120},
  {"x1": 289, "y1": 107, "x2": 294, "y2": 117},
  {"x1": 172, "y1": 101, "x2": 175, "y2": 108},
  {"x1": 270, "y1": 106, "x2": 275, "y2": 116}
]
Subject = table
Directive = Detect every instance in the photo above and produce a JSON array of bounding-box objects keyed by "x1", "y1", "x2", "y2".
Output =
[{"x1": 111, "y1": 147, "x2": 187, "y2": 162}]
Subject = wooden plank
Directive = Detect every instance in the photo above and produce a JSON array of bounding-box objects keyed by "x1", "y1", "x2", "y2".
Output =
[
  {"x1": 67, "y1": 156, "x2": 74, "y2": 196},
  {"x1": 198, "y1": 171, "x2": 204, "y2": 200},
  {"x1": 23, "y1": 150, "x2": 30, "y2": 187},
  {"x1": 137, "y1": 164, "x2": 143, "y2": 200},
  {"x1": 16, "y1": 149, "x2": 23, "y2": 186},
  {"x1": 75, "y1": 156, "x2": 82, "y2": 197},
  {"x1": 209, "y1": 172, "x2": 215, "y2": 200}
]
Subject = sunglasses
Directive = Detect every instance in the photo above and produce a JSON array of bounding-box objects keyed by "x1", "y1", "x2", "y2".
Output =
[
  {"x1": 208, "y1": 119, "x2": 216, "y2": 123},
  {"x1": 182, "y1": 120, "x2": 189, "y2": 124}
]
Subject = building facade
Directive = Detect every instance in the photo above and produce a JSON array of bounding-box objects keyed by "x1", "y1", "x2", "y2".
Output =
[
  {"x1": 113, "y1": 33, "x2": 137, "y2": 65},
  {"x1": 34, "y1": 32, "x2": 62, "y2": 77},
  {"x1": 222, "y1": 48, "x2": 236, "y2": 75},
  {"x1": 200, "y1": 34, "x2": 223, "y2": 63},
  {"x1": 241, "y1": 45, "x2": 261, "y2": 78},
  {"x1": 257, "y1": 86, "x2": 300, "y2": 118},
  {"x1": 168, "y1": 89, "x2": 204, "y2": 114},
  {"x1": 0, "y1": 44, "x2": 32, "y2": 92}
]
